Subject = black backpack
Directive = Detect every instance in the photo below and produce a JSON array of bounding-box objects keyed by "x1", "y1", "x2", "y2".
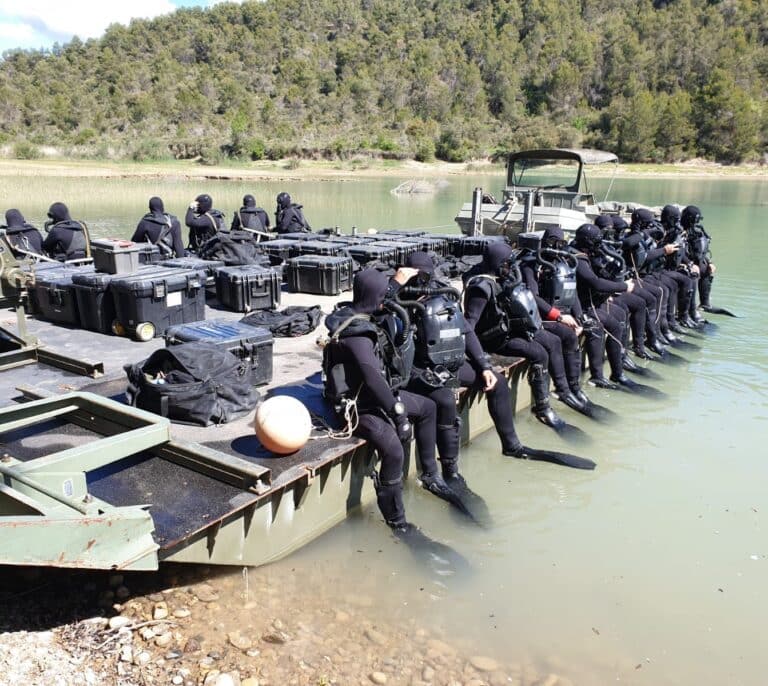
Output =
[
  {"x1": 198, "y1": 231, "x2": 266, "y2": 266},
  {"x1": 125, "y1": 343, "x2": 259, "y2": 426},
  {"x1": 241, "y1": 305, "x2": 323, "y2": 337}
]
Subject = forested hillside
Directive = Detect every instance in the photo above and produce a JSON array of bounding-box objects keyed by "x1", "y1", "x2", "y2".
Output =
[{"x1": 0, "y1": 0, "x2": 765, "y2": 164}]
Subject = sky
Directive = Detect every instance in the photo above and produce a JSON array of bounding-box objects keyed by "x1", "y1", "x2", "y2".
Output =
[{"x1": 0, "y1": 1, "x2": 232, "y2": 54}]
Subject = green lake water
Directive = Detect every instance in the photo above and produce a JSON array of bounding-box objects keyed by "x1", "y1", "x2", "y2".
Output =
[{"x1": 2, "y1": 172, "x2": 767, "y2": 685}]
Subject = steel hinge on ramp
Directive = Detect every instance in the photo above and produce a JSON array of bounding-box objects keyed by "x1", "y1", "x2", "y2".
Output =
[{"x1": 0, "y1": 392, "x2": 170, "y2": 570}]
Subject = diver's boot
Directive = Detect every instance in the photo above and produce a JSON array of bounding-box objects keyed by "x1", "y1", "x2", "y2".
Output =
[
  {"x1": 648, "y1": 338, "x2": 667, "y2": 356},
  {"x1": 622, "y1": 351, "x2": 642, "y2": 373},
  {"x1": 564, "y1": 349, "x2": 592, "y2": 411},
  {"x1": 374, "y1": 476, "x2": 408, "y2": 530},
  {"x1": 668, "y1": 319, "x2": 686, "y2": 335},
  {"x1": 699, "y1": 275, "x2": 713, "y2": 310},
  {"x1": 588, "y1": 376, "x2": 619, "y2": 390},
  {"x1": 437, "y1": 421, "x2": 465, "y2": 486},
  {"x1": 632, "y1": 344, "x2": 654, "y2": 360},
  {"x1": 609, "y1": 372, "x2": 640, "y2": 390},
  {"x1": 528, "y1": 363, "x2": 566, "y2": 429}
]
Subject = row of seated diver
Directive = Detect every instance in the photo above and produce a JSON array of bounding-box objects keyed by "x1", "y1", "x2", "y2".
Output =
[
  {"x1": 1, "y1": 194, "x2": 724, "y2": 537},
  {"x1": 0, "y1": 191, "x2": 310, "y2": 262}
]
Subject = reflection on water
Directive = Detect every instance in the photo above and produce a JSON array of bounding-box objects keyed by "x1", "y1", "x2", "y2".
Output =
[{"x1": 4, "y1": 174, "x2": 768, "y2": 685}]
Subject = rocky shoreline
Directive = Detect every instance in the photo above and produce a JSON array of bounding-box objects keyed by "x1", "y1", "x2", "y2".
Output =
[{"x1": 0, "y1": 565, "x2": 573, "y2": 686}]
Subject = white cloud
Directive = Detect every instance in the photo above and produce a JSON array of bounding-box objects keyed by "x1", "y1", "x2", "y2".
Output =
[
  {"x1": 0, "y1": 0, "x2": 178, "y2": 41},
  {"x1": 0, "y1": 21, "x2": 34, "y2": 40}
]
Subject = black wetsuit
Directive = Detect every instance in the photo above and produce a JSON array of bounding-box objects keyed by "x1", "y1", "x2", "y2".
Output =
[
  {"x1": 520, "y1": 257, "x2": 584, "y2": 394},
  {"x1": 2, "y1": 210, "x2": 43, "y2": 257},
  {"x1": 132, "y1": 199, "x2": 185, "y2": 258},
  {"x1": 324, "y1": 270, "x2": 438, "y2": 527},
  {"x1": 231, "y1": 196, "x2": 270, "y2": 233},
  {"x1": 275, "y1": 203, "x2": 310, "y2": 234},
  {"x1": 394, "y1": 260, "x2": 521, "y2": 469},
  {"x1": 185, "y1": 208, "x2": 226, "y2": 253},
  {"x1": 42, "y1": 203, "x2": 88, "y2": 261},
  {"x1": 574, "y1": 253, "x2": 628, "y2": 380}
]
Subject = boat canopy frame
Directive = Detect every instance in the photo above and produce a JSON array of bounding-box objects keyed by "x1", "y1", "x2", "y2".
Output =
[{"x1": 505, "y1": 148, "x2": 619, "y2": 202}]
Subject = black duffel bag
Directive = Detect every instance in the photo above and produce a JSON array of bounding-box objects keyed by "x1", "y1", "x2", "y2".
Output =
[
  {"x1": 240, "y1": 305, "x2": 323, "y2": 337},
  {"x1": 198, "y1": 230, "x2": 267, "y2": 266},
  {"x1": 125, "y1": 342, "x2": 259, "y2": 426}
]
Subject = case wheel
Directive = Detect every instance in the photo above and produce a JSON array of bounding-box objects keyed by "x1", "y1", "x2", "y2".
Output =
[
  {"x1": 111, "y1": 319, "x2": 126, "y2": 336},
  {"x1": 134, "y1": 322, "x2": 156, "y2": 342}
]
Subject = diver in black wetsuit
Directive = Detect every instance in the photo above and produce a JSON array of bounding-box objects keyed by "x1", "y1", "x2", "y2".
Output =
[
  {"x1": 275, "y1": 192, "x2": 310, "y2": 234},
  {"x1": 231, "y1": 194, "x2": 271, "y2": 233},
  {"x1": 463, "y1": 242, "x2": 576, "y2": 429},
  {"x1": 394, "y1": 252, "x2": 525, "y2": 480},
  {"x1": 572, "y1": 223, "x2": 640, "y2": 389},
  {"x1": 682, "y1": 205, "x2": 719, "y2": 314},
  {"x1": 659, "y1": 204, "x2": 702, "y2": 328},
  {"x1": 399, "y1": 252, "x2": 594, "y2": 472},
  {"x1": 619, "y1": 208, "x2": 675, "y2": 357},
  {"x1": 42, "y1": 202, "x2": 89, "y2": 261},
  {"x1": 518, "y1": 230, "x2": 594, "y2": 414},
  {"x1": 185, "y1": 194, "x2": 226, "y2": 252},
  {"x1": 132, "y1": 197, "x2": 185, "y2": 258},
  {"x1": 323, "y1": 269, "x2": 457, "y2": 531},
  {"x1": 1, "y1": 209, "x2": 43, "y2": 258}
]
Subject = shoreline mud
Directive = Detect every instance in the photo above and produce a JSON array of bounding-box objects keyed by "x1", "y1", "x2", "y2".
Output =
[{"x1": 0, "y1": 157, "x2": 765, "y2": 182}]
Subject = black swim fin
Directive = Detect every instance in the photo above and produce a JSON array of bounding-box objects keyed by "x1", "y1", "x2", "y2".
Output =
[
  {"x1": 420, "y1": 473, "x2": 475, "y2": 521},
  {"x1": 504, "y1": 445, "x2": 596, "y2": 470},
  {"x1": 444, "y1": 474, "x2": 492, "y2": 528},
  {"x1": 610, "y1": 375, "x2": 667, "y2": 399},
  {"x1": 651, "y1": 350, "x2": 686, "y2": 366},
  {"x1": 553, "y1": 422, "x2": 592, "y2": 445},
  {"x1": 391, "y1": 523, "x2": 471, "y2": 577},
  {"x1": 702, "y1": 305, "x2": 737, "y2": 317},
  {"x1": 667, "y1": 338, "x2": 700, "y2": 352}
]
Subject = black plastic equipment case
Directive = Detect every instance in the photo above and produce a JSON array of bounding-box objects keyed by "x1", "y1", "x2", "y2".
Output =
[
  {"x1": 369, "y1": 240, "x2": 417, "y2": 265},
  {"x1": 430, "y1": 234, "x2": 464, "y2": 257},
  {"x1": 285, "y1": 255, "x2": 353, "y2": 295},
  {"x1": 137, "y1": 244, "x2": 162, "y2": 265},
  {"x1": 261, "y1": 239, "x2": 299, "y2": 265},
  {"x1": 164, "y1": 319, "x2": 274, "y2": 386},
  {"x1": 326, "y1": 235, "x2": 369, "y2": 246},
  {"x1": 32, "y1": 264, "x2": 95, "y2": 326},
  {"x1": 346, "y1": 243, "x2": 396, "y2": 265},
  {"x1": 294, "y1": 240, "x2": 349, "y2": 257},
  {"x1": 457, "y1": 234, "x2": 508, "y2": 256},
  {"x1": 72, "y1": 271, "x2": 122, "y2": 334},
  {"x1": 215, "y1": 264, "x2": 281, "y2": 313},
  {"x1": 160, "y1": 257, "x2": 226, "y2": 287},
  {"x1": 379, "y1": 229, "x2": 427, "y2": 238},
  {"x1": 396, "y1": 235, "x2": 449, "y2": 256},
  {"x1": 111, "y1": 267, "x2": 207, "y2": 340},
  {"x1": 277, "y1": 232, "x2": 316, "y2": 241}
]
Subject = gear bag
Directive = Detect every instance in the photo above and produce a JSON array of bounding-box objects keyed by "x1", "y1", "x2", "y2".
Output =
[
  {"x1": 241, "y1": 305, "x2": 323, "y2": 337},
  {"x1": 125, "y1": 342, "x2": 259, "y2": 426},
  {"x1": 198, "y1": 230, "x2": 264, "y2": 265}
]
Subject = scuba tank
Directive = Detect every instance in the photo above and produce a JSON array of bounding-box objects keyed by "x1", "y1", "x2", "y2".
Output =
[
  {"x1": 537, "y1": 245, "x2": 578, "y2": 311},
  {"x1": 396, "y1": 284, "x2": 467, "y2": 387},
  {"x1": 498, "y1": 262, "x2": 542, "y2": 338}
]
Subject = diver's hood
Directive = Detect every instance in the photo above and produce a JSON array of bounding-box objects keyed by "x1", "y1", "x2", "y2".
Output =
[
  {"x1": 482, "y1": 242, "x2": 514, "y2": 275},
  {"x1": 48, "y1": 202, "x2": 71, "y2": 223},
  {"x1": 352, "y1": 269, "x2": 388, "y2": 314},
  {"x1": 196, "y1": 194, "x2": 213, "y2": 213},
  {"x1": 4, "y1": 209, "x2": 25, "y2": 228}
]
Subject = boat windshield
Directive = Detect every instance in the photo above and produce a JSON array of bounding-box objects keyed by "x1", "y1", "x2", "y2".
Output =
[{"x1": 509, "y1": 157, "x2": 580, "y2": 190}]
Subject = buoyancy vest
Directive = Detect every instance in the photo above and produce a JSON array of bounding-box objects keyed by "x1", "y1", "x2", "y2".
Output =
[
  {"x1": 687, "y1": 227, "x2": 711, "y2": 262},
  {"x1": 322, "y1": 304, "x2": 414, "y2": 407},
  {"x1": 466, "y1": 274, "x2": 541, "y2": 351}
]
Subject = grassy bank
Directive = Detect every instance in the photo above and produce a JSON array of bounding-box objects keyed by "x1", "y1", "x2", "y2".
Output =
[{"x1": 0, "y1": 157, "x2": 766, "y2": 181}]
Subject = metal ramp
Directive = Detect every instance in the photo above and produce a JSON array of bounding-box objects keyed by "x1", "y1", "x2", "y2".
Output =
[{"x1": 0, "y1": 392, "x2": 272, "y2": 570}]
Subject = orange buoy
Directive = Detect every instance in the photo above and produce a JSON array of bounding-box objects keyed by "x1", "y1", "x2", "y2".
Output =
[{"x1": 254, "y1": 396, "x2": 312, "y2": 454}]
